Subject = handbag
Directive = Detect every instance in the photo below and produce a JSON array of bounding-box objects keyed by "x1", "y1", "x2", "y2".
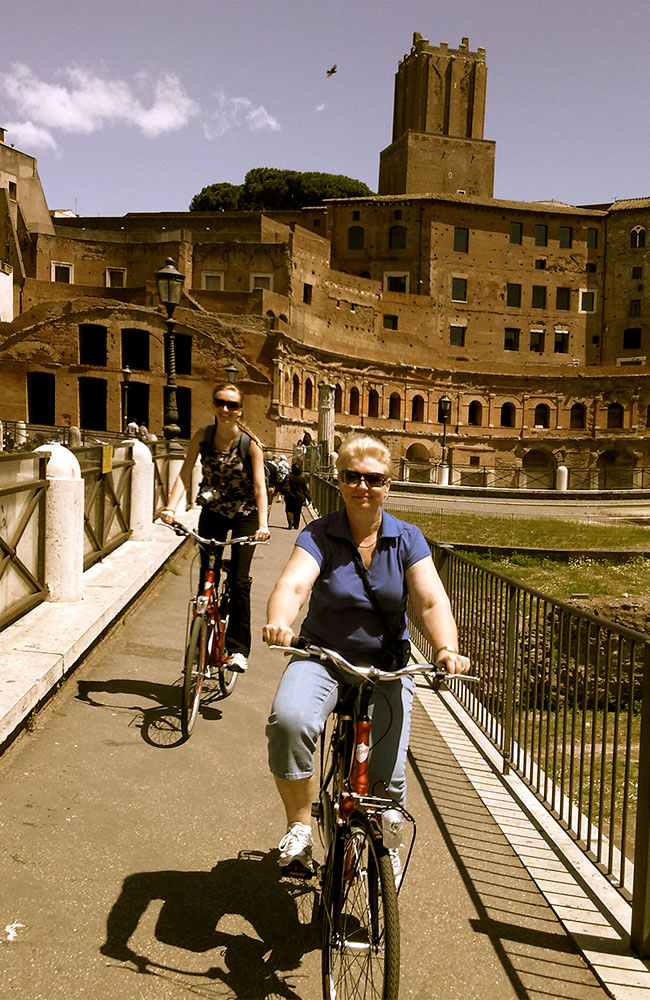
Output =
[{"x1": 349, "y1": 545, "x2": 411, "y2": 672}]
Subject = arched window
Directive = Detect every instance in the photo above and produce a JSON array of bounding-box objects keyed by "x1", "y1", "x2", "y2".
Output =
[
  {"x1": 607, "y1": 402, "x2": 624, "y2": 429},
  {"x1": 334, "y1": 384, "x2": 343, "y2": 413},
  {"x1": 348, "y1": 226, "x2": 364, "y2": 250},
  {"x1": 388, "y1": 225, "x2": 407, "y2": 249},
  {"x1": 468, "y1": 401, "x2": 483, "y2": 426},
  {"x1": 349, "y1": 386, "x2": 360, "y2": 416},
  {"x1": 570, "y1": 403, "x2": 586, "y2": 429},
  {"x1": 500, "y1": 402, "x2": 515, "y2": 427},
  {"x1": 389, "y1": 393, "x2": 401, "y2": 420},
  {"x1": 411, "y1": 395, "x2": 424, "y2": 422},
  {"x1": 534, "y1": 403, "x2": 550, "y2": 428},
  {"x1": 631, "y1": 226, "x2": 646, "y2": 249},
  {"x1": 304, "y1": 378, "x2": 313, "y2": 410},
  {"x1": 368, "y1": 389, "x2": 379, "y2": 418},
  {"x1": 292, "y1": 374, "x2": 300, "y2": 408}
]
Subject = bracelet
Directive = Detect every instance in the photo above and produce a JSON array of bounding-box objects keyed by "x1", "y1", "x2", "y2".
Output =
[{"x1": 436, "y1": 645, "x2": 458, "y2": 658}]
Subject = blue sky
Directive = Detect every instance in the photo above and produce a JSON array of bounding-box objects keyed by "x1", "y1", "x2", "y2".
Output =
[{"x1": 2, "y1": 0, "x2": 648, "y2": 216}]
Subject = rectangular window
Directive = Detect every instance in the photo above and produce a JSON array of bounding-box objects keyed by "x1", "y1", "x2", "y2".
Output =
[
  {"x1": 587, "y1": 227, "x2": 598, "y2": 249},
  {"x1": 174, "y1": 333, "x2": 192, "y2": 376},
  {"x1": 383, "y1": 272, "x2": 410, "y2": 293},
  {"x1": 585, "y1": 262, "x2": 597, "y2": 273},
  {"x1": 450, "y1": 325, "x2": 466, "y2": 347},
  {"x1": 630, "y1": 299, "x2": 642, "y2": 317},
  {"x1": 121, "y1": 328, "x2": 150, "y2": 371},
  {"x1": 203, "y1": 271, "x2": 224, "y2": 291},
  {"x1": 312, "y1": 218, "x2": 320, "y2": 228},
  {"x1": 79, "y1": 323, "x2": 107, "y2": 366},
  {"x1": 51, "y1": 262, "x2": 72, "y2": 283},
  {"x1": 250, "y1": 273, "x2": 273, "y2": 291},
  {"x1": 509, "y1": 221, "x2": 522, "y2": 244},
  {"x1": 303, "y1": 283, "x2": 313, "y2": 304},
  {"x1": 451, "y1": 277, "x2": 467, "y2": 302},
  {"x1": 556, "y1": 287, "x2": 571, "y2": 310},
  {"x1": 554, "y1": 330, "x2": 569, "y2": 353},
  {"x1": 532, "y1": 285, "x2": 547, "y2": 309},
  {"x1": 453, "y1": 227, "x2": 469, "y2": 253},
  {"x1": 535, "y1": 224, "x2": 548, "y2": 246},
  {"x1": 27, "y1": 372, "x2": 55, "y2": 425},
  {"x1": 530, "y1": 329, "x2": 545, "y2": 353},
  {"x1": 559, "y1": 226, "x2": 573, "y2": 249},
  {"x1": 383, "y1": 315, "x2": 398, "y2": 330},
  {"x1": 632, "y1": 266, "x2": 644, "y2": 279},
  {"x1": 624, "y1": 328, "x2": 642, "y2": 350},
  {"x1": 580, "y1": 290, "x2": 596, "y2": 312},
  {"x1": 506, "y1": 283, "x2": 521, "y2": 307},
  {"x1": 106, "y1": 268, "x2": 126, "y2": 288},
  {"x1": 504, "y1": 328, "x2": 520, "y2": 351},
  {"x1": 535, "y1": 258, "x2": 547, "y2": 270}
]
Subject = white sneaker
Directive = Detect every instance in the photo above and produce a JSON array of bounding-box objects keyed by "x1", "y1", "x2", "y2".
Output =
[
  {"x1": 228, "y1": 652, "x2": 248, "y2": 673},
  {"x1": 389, "y1": 847, "x2": 402, "y2": 887},
  {"x1": 278, "y1": 822, "x2": 313, "y2": 868}
]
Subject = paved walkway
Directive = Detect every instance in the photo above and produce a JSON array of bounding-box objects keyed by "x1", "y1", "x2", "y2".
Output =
[{"x1": 0, "y1": 503, "x2": 649, "y2": 998}]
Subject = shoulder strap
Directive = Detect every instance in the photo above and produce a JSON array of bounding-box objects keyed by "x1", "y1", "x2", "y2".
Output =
[
  {"x1": 349, "y1": 545, "x2": 391, "y2": 630},
  {"x1": 201, "y1": 423, "x2": 216, "y2": 451}
]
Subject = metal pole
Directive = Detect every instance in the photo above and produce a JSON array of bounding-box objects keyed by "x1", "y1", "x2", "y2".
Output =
[
  {"x1": 163, "y1": 313, "x2": 180, "y2": 441},
  {"x1": 631, "y1": 642, "x2": 650, "y2": 956}
]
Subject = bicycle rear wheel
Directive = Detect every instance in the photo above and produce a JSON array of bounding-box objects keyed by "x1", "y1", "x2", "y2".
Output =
[
  {"x1": 181, "y1": 616, "x2": 207, "y2": 738},
  {"x1": 321, "y1": 812, "x2": 400, "y2": 1000}
]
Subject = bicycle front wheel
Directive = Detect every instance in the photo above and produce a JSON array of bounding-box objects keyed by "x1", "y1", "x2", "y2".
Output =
[
  {"x1": 181, "y1": 616, "x2": 207, "y2": 738},
  {"x1": 216, "y1": 588, "x2": 237, "y2": 697},
  {"x1": 322, "y1": 812, "x2": 400, "y2": 1000}
]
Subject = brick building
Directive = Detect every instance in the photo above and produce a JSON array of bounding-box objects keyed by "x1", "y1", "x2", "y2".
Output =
[{"x1": 1, "y1": 35, "x2": 650, "y2": 488}]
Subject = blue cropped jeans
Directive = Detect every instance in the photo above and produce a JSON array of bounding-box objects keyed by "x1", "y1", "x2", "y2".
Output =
[{"x1": 266, "y1": 655, "x2": 415, "y2": 807}]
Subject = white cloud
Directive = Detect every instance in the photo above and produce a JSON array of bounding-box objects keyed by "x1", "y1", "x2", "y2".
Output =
[
  {"x1": 316, "y1": 103, "x2": 326, "y2": 112},
  {"x1": 203, "y1": 90, "x2": 281, "y2": 139},
  {"x1": 0, "y1": 63, "x2": 199, "y2": 138},
  {"x1": 2, "y1": 121, "x2": 58, "y2": 152}
]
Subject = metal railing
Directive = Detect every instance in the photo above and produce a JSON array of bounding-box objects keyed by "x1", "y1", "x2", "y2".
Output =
[
  {"x1": 0, "y1": 452, "x2": 48, "y2": 631},
  {"x1": 71, "y1": 444, "x2": 134, "y2": 570}
]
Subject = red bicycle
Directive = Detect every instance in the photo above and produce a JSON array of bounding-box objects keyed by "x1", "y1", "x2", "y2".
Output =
[{"x1": 168, "y1": 520, "x2": 266, "y2": 739}]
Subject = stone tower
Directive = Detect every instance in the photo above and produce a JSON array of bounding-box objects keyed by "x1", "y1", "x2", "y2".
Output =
[{"x1": 378, "y1": 33, "x2": 495, "y2": 198}]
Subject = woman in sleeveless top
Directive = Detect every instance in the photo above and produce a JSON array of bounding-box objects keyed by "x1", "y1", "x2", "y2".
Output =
[{"x1": 161, "y1": 383, "x2": 270, "y2": 673}]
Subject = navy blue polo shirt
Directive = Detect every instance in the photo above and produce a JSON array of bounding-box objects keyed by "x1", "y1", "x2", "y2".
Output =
[{"x1": 296, "y1": 508, "x2": 431, "y2": 662}]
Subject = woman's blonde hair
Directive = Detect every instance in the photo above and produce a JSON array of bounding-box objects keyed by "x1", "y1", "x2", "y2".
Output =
[
  {"x1": 335, "y1": 434, "x2": 391, "y2": 476},
  {"x1": 211, "y1": 382, "x2": 264, "y2": 450}
]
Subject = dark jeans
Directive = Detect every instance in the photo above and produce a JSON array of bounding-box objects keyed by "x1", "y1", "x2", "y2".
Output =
[
  {"x1": 197, "y1": 507, "x2": 258, "y2": 657},
  {"x1": 284, "y1": 497, "x2": 303, "y2": 528}
]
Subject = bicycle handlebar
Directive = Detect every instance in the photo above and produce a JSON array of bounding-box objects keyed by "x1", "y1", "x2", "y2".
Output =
[
  {"x1": 162, "y1": 519, "x2": 268, "y2": 548},
  {"x1": 269, "y1": 638, "x2": 476, "y2": 683}
]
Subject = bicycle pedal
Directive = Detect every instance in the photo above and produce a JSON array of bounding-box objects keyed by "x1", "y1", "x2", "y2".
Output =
[{"x1": 281, "y1": 858, "x2": 320, "y2": 880}]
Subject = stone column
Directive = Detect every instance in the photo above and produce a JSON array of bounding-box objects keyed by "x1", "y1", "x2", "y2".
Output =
[
  {"x1": 129, "y1": 440, "x2": 155, "y2": 540},
  {"x1": 318, "y1": 382, "x2": 335, "y2": 471},
  {"x1": 35, "y1": 444, "x2": 84, "y2": 602}
]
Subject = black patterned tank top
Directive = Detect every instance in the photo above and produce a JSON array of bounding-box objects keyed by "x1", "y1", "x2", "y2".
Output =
[{"x1": 198, "y1": 428, "x2": 257, "y2": 517}]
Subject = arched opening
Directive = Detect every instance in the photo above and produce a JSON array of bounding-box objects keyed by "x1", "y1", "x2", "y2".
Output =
[
  {"x1": 405, "y1": 442, "x2": 430, "y2": 483},
  {"x1": 304, "y1": 378, "x2": 313, "y2": 410},
  {"x1": 410, "y1": 395, "x2": 424, "y2": 422},
  {"x1": 500, "y1": 402, "x2": 516, "y2": 427},
  {"x1": 388, "y1": 225, "x2": 407, "y2": 249},
  {"x1": 570, "y1": 403, "x2": 586, "y2": 429},
  {"x1": 334, "y1": 384, "x2": 343, "y2": 414},
  {"x1": 349, "y1": 386, "x2": 360, "y2": 416},
  {"x1": 389, "y1": 393, "x2": 401, "y2": 420},
  {"x1": 597, "y1": 449, "x2": 635, "y2": 489},
  {"x1": 292, "y1": 374, "x2": 300, "y2": 408},
  {"x1": 607, "y1": 403, "x2": 624, "y2": 429},
  {"x1": 468, "y1": 400, "x2": 483, "y2": 426},
  {"x1": 266, "y1": 309, "x2": 277, "y2": 330},
  {"x1": 522, "y1": 449, "x2": 555, "y2": 489},
  {"x1": 368, "y1": 389, "x2": 379, "y2": 418},
  {"x1": 534, "y1": 403, "x2": 550, "y2": 428},
  {"x1": 631, "y1": 226, "x2": 646, "y2": 249}
]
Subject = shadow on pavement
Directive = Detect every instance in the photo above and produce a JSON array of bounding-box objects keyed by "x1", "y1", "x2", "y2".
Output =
[{"x1": 100, "y1": 849, "x2": 320, "y2": 999}]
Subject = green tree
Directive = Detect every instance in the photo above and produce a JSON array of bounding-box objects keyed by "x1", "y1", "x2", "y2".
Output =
[{"x1": 190, "y1": 169, "x2": 373, "y2": 212}]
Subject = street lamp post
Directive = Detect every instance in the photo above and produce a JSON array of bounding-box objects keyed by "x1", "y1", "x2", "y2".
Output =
[
  {"x1": 121, "y1": 366, "x2": 131, "y2": 433},
  {"x1": 439, "y1": 394, "x2": 452, "y2": 485},
  {"x1": 155, "y1": 257, "x2": 185, "y2": 441}
]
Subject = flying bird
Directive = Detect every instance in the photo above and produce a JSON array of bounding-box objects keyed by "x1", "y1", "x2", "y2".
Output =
[{"x1": 327, "y1": 64, "x2": 337, "y2": 77}]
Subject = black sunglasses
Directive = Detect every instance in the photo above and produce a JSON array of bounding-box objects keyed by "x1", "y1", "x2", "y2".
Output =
[
  {"x1": 339, "y1": 470, "x2": 387, "y2": 487},
  {"x1": 213, "y1": 397, "x2": 241, "y2": 412}
]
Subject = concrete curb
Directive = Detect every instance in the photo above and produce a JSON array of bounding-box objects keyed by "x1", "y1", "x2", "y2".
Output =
[{"x1": 0, "y1": 517, "x2": 196, "y2": 751}]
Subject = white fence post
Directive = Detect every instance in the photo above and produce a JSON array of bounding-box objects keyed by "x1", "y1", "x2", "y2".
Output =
[
  {"x1": 35, "y1": 444, "x2": 84, "y2": 602},
  {"x1": 190, "y1": 457, "x2": 202, "y2": 509},
  {"x1": 168, "y1": 451, "x2": 186, "y2": 514},
  {"x1": 130, "y1": 440, "x2": 155, "y2": 540}
]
